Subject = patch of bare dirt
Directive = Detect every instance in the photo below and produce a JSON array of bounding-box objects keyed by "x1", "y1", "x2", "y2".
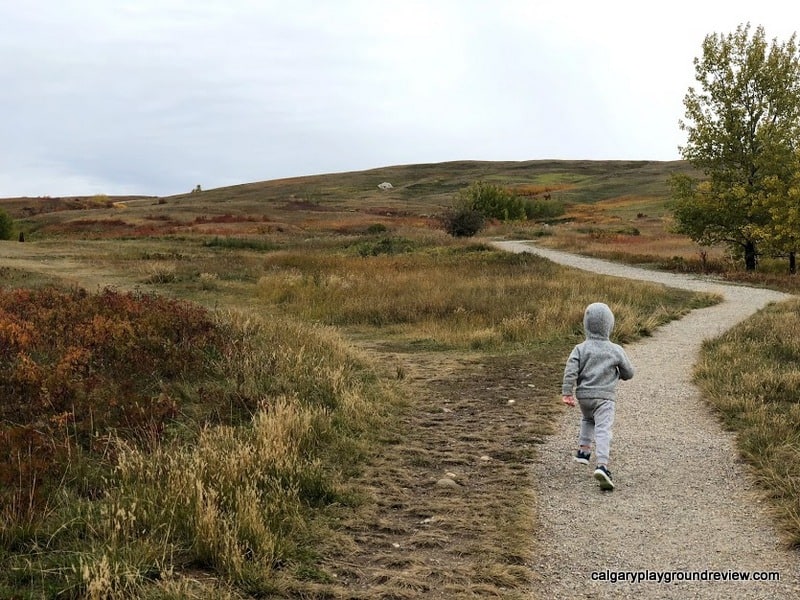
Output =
[{"x1": 302, "y1": 347, "x2": 563, "y2": 599}]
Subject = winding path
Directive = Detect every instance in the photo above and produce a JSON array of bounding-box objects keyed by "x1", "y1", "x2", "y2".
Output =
[{"x1": 493, "y1": 241, "x2": 800, "y2": 599}]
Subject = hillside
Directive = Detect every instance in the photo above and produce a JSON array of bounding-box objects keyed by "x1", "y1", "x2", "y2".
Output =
[{"x1": 0, "y1": 160, "x2": 695, "y2": 239}]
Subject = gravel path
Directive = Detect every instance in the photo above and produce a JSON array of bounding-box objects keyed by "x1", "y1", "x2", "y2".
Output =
[{"x1": 493, "y1": 241, "x2": 800, "y2": 599}]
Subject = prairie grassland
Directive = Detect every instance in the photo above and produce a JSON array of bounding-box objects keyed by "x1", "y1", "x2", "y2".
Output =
[
  {"x1": 240, "y1": 234, "x2": 718, "y2": 597},
  {"x1": 695, "y1": 299, "x2": 800, "y2": 546},
  {"x1": 501, "y1": 194, "x2": 800, "y2": 292},
  {"x1": 0, "y1": 228, "x2": 719, "y2": 599},
  {"x1": 499, "y1": 195, "x2": 732, "y2": 272}
]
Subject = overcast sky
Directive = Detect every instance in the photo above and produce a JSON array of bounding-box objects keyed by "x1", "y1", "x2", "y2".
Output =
[{"x1": 2, "y1": 1, "x2": 799, "y2": 197}]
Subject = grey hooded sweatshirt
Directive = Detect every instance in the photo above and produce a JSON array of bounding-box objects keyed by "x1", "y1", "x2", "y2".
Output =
[{"x1": 561, "y1": 302, "x2": 634, "y2": 401}]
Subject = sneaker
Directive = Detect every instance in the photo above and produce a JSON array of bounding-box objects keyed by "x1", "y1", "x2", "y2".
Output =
[
  {"x1": 573, "y1": 450, "x2": 591, "y2": 465},
  {"x1": 594, "y1": 465, "x2": 615, "y2": 491}
]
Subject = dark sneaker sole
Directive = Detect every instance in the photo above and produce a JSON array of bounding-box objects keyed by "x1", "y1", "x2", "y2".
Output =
[{"x1": 594, "y1": 469, "x2": 615, "y2": 490}]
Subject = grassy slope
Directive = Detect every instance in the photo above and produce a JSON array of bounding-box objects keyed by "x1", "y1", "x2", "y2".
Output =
[{"x1": 4, "y1": 159, "x2": 693, "y2": 226}]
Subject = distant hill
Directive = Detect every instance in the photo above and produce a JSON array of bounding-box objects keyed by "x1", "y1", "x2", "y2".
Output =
[
  {"x1": 167, "y1": 159, "x2": 695, "y2": 206},
  {"x1": 0, "y1": 160, "x2": 697, "y2": 231},
  {"x1": 3, "y1": 160, "x2": 695, "y2": 204}
]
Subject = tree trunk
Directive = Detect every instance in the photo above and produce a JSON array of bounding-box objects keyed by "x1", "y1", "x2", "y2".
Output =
[
  {"x1": 744, "y1": 241, "x2": 757, "y2": 271},
  {"x1": 790, "y1": 251, "x2": 797, "y2": 275}
]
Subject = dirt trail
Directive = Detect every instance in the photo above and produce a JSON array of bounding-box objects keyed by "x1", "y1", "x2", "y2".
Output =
[
  {"x1": 310, "y1": 344, "x2": 563, "y2": 599},
  {"x1": 494, "y1": 241, "x2": 800, "y2": 599}
]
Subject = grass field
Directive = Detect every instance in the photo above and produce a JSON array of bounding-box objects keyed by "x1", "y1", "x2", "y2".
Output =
[
  {"x1": 694, "y1": 299, "x2": 800, "y2": 547},
  {"x1": 0, "y1": 158, "x2": 797, "y2": 597}
]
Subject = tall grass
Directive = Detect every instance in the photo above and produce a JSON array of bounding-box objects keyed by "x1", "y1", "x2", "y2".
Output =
[
  {"x1": 256, "y1": 241, "x2": 718, "y2": 349},
  {"x1": 0, "y1": 305, "x2": 390, "y2": 598},
  {"x1": 695, "y1": 299, "x2": 800, "y2": 545}
]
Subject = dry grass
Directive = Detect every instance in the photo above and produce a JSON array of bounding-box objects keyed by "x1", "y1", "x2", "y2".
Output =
[
  {"x1": 0, "y1": 232, "x2": 714, "y2": 598},
  {"x1": 503, "y1": 196, "x2": 732, "y2": 271},
  {"x1": 302, "y1": 350, "x2": 561, "y2": 599},
  {"x1": 695, "y1": 299, "x2": 800, "y2": 546},
  {"x1": 0, "y1": 310, "x2": 393, "y2": 598},
  {"x1": 254, "y1": 237, "x2": 717, "y2": 350}
]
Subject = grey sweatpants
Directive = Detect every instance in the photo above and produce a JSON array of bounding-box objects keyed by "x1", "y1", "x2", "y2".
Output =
[{"x1": 577, "y1": 397, "x2": 615, "y2": 465}]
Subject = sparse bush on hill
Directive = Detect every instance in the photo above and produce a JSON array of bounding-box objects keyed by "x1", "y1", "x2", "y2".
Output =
[
  {"x1": 89, "y1": 194, "x2": 113, "y2": 208},
  {"x1": 458, "y1": 180, "x2": 528, "y2": 221},
  {"x1": 523, "y1": 196, "x2": 566, "y2": 220},
  {"x1": 0, "y1": 208, "x2": 13, "y2": 240},
  {"x1": 447, "y1": 181, "x2": 565, "y2": 234},
  {"x1": 354, "y1": 236, "x2": 419, "y2": 256},
  {"x1": 365, "y1": 223, "x2": 388, "y2": 234}
]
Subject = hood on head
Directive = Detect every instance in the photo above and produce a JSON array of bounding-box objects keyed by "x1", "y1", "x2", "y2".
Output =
[{"x1": 584, "y1": 302, "x2": 614, "y2": 340}]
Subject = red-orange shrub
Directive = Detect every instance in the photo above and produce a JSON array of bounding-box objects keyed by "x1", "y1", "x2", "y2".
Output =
[{"x1": 0, "y1": 287, "x2": 223, "y2": 520}]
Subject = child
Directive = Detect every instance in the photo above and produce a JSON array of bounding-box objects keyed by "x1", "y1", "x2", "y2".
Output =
[{"x1": 561, "y1": 302, "x2": 634, "y2": 490}]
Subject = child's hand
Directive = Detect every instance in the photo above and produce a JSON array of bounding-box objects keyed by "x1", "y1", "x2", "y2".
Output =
[{"x1": 562, "y1": 395, "x2": 576, "y2": 407}]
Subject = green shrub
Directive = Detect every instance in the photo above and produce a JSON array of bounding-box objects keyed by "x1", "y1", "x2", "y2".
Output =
[
  {"x1": 458, "y1": 181, "x2": 528, "y2": 221},
  {"x1": 454, "y1": 181, "x2": 564, "y2": 223},
  {"x1": 203, "y1": 236, "x2": 279, "y2": 251},
  {"x1": 354, "y1": 236, "x2": 418, "y2": 256},
  {"x1": 365, "y1": 223, "x2": 388, "y2": 234},
  {"x1": 0, "y1": 209, "x2": 13, "y2": 240},
  {"x1": 617, "y1": 226, "x2": 641, "y2": 236},
  {"x1": 523, "y1": 197, "x2": 566, "y2": 221}
]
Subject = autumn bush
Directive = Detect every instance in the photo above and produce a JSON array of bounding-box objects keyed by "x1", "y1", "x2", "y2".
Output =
[
  {"x1": 0, "y1": 287, "x2": 222, "y2": 521},
  {"x1": 441, "y1": 206, "x2": 485, "y2": 237},
  {"x1": 443, "y1": 182, "x2": 564, "y2": 237}
]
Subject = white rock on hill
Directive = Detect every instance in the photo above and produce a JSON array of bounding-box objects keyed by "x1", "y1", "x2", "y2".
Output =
[{"x1": 378, "y1": 182, "x2": 393, "y2": 190}]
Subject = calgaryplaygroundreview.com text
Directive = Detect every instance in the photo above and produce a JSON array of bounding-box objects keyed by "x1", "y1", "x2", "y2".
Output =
[{"x1": 591, "y1": 569, "x2": 781, "y2": 585}]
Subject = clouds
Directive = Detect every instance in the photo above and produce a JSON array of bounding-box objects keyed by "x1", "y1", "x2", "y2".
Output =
[{"x1": 1, "y1": 1, "x2": 800, "y2": 196}]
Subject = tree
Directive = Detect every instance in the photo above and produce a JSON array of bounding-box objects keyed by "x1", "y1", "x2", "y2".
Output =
[
  {"x1": 671, "y1": 23, "x2": 800, "y2": 270},
  {"x1": 757, "y1": 150, "x2": 800, "y2": 273}
]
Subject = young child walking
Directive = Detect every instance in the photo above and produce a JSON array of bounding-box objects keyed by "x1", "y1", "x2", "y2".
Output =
[{"x1": 561, "y1": 302, "x2": 634, "y2": 490}]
